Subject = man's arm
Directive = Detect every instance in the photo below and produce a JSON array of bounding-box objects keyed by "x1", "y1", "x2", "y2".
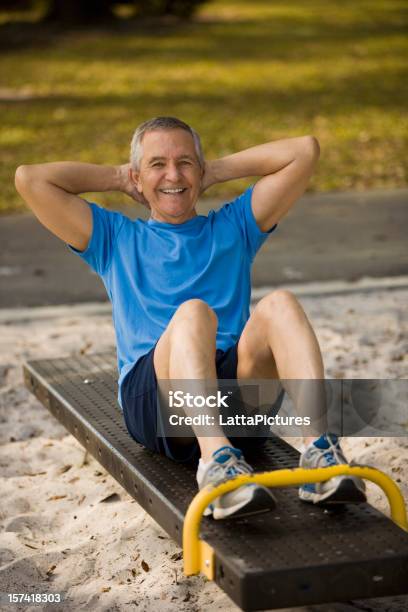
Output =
[
  {"x1": 203, "y1": 136, "x2": 320, "y2": 232},
  {"x1": 14, "y1": 162, "x2": 141, "y2": 251}
]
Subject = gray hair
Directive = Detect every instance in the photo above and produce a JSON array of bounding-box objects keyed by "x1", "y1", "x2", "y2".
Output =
[{"x1": 130, "y1": 116, "x2": 204, "y2": 171}]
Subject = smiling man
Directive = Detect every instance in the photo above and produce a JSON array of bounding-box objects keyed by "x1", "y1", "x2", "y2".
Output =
[
  {"x1": 130, "y1": 126, "x2": 203, "y2": 222},
  {"x1": 15, "y1": 116, "x2": 366, "y2": 519}
]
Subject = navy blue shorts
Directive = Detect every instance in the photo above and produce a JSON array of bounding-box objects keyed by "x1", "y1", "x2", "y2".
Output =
[{"x1": 121, "y1": 341, "x2": 284, "y2": 464}]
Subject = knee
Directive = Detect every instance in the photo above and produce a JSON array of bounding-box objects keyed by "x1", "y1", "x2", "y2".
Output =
[
  {"x1": 256, "y1": 289, "x2": 299, "y2": 319},
  {"x1": 174, "y1": 299, "x2": 218, "y2": 327}
]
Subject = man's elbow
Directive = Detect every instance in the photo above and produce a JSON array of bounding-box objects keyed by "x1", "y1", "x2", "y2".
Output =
[
  {"x1": 15, "y1": 164, "x2": 32, "y2": 194},
  {"x1": 15, "y1": 164, "x2": 44, "y2": 202},
  {"x1": 301, "y1": 135, "x2": 320, "y2": 161}
]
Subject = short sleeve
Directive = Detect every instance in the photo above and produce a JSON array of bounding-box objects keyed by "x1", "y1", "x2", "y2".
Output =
[
  {"x1": 67, "y1": 202, "x2": 125, "y2": 276},
  {"x1": 217, "y1": 185, "x2": 277, "y2": 262}
]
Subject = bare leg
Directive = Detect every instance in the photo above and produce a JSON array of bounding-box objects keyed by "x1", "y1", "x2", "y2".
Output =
[
  {"x1": 236, "y1": 290, "x2": 367, "y2": 505},
  {"x1": 153, "y1": 299, "x2": 231, "y2": 461},
  {"x1": 237, "y1": 289, "x2": 327, "y2": 445}
]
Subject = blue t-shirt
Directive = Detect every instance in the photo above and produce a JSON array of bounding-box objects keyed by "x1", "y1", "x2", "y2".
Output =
[{"x1": 69, "y1": 185, "x2": 277, "y2": 409}]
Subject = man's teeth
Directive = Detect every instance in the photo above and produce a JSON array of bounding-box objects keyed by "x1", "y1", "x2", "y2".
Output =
[{"x1": 160, "y1": 188, "x2": 186, "y2": 194}]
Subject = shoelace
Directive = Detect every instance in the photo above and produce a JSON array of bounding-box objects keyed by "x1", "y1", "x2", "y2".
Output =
[
  {"x1": 310, "y1": 436, "x2": 347, "y2": 468},
  {"x1": 206, "y1": 454, "x2": 253, "y2": 483}
]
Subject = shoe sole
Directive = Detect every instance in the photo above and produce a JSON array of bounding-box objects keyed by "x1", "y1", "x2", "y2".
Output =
[
  {"x1": 211, "y1": 487, "x2": 277, "y2": 520},
  {"x1": 299, "y1": 478, "x2": 367, "y2": 505}
]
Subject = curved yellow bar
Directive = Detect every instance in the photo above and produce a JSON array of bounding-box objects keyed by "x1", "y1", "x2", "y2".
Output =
[{"x1": 183, "y1": 465, "x2": 407, "y2": 578}]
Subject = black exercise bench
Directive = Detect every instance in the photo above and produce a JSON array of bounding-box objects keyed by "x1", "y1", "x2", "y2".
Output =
[{"x1": 24, "y1": 352, "x2": 408, "y2": 611}]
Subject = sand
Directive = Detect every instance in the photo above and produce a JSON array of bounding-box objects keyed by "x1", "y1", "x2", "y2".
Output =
[{"x1": 0, "y1": 287, "x2": 407, "y2": 612}]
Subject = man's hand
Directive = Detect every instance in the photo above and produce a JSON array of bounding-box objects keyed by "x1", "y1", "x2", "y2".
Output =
[
  {"x1": 199, "y1": 161, "x2": 216, "y2": 195},
  {"x1": 118, "y1": 163, "x2": 150, "y2": 209}
]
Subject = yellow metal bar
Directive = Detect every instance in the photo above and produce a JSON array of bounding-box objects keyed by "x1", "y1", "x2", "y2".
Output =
[
  {"x1": 199, "y1": 539, "x2": 215, "y2": 580},
  {"x1": 183, "y1": 465, "x2": 408, "y2": 578}
]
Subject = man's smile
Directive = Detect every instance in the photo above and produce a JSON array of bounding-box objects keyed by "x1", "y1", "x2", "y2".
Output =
[{"x1": 158, "y1": 187, "x2": 187, "y2": 195}]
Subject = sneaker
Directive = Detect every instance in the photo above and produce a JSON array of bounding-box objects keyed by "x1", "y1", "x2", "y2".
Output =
[
  {"x1": 196, "y1": 446, "x2": 277, "y2": 520},
  {"x1": 299, "y1": 433, "x2": 367, "y2": 504}
]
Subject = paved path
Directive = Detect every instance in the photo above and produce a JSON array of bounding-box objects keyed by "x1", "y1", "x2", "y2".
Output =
[{"x1": 1, "y1": 188, "x2": 407, "y2": 308}]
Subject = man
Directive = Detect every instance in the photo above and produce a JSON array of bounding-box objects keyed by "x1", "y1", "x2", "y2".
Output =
[{"x1": 15, "y1": 116, "x2": 366, "y2": 520}]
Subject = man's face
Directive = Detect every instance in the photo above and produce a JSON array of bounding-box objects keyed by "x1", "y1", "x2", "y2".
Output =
[{"x1": 131, "y1": 128, "x2": 203, "y2": 223}]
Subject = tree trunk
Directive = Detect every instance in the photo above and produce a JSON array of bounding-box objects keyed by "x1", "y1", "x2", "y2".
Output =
[{"x1": 44, "y1": 0, "x2": 114, "y2": 25}]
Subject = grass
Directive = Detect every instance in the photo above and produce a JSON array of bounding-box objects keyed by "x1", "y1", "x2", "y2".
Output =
[{"x1": 1, "y1": 0, "x2": 407, "y2": 214}]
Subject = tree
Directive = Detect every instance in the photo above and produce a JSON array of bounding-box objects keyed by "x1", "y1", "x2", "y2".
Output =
[
  {"x1": 44, "y1": 0, "x2": 114, "y2": 24},
  {"x1": 0, "y1": 0, "x2": 210, "y2": 24},
  {"x1": 135, "y1": 0, "x2": 208, "y2": 18}
]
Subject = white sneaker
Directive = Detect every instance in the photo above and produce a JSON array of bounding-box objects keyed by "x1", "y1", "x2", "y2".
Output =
[
  {"x1": 299, "y1": 433, "x2": 367, "y2": 504},
  {"x1": 196, "y1": 445, "x2": 276, "y2": 520}
]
